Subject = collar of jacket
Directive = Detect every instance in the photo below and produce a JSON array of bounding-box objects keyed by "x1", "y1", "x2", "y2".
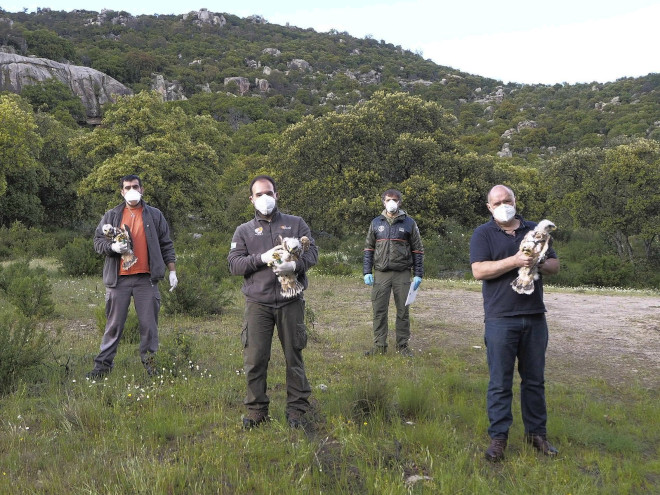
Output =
[
  {"x1": 254, "y1": 207, "x2": 280, "y2": 222},
  {"x1": 381, "y1": 209, "x2": 406, "y2": 223}
]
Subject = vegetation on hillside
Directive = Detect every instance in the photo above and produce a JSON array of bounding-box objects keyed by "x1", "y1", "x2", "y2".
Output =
[{"x1": 0, "y1": 8, "x2": 657, "y2": 287}]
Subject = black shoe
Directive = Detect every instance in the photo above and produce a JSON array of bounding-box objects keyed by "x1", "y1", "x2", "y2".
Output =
[
  {"x1": 364, "y1": 346, "x2": 387, "y2": 356},
  {"x1": 144, "y1": 357, "x2": 158, "y2": 377},
  {"x1": 286, "y1": 410, "x2": 306, "y2": 428},
  {"x1": 242, "y1": 411, "x2": 269, "y2": 430},
  {"x1": 85, "y1": 368, "x2": 109, "y2": 380},
  {"x1": 525, "y1": 434, "x2": 559, "y2": 456},
  {"x1": 485, "y1": 437, "x2": 507, "y2": 462},
  {"x1": 396, "y1": 345, "x2": 414, "y2": 357}
]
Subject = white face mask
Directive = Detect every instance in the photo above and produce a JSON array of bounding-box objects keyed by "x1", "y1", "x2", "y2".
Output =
[
  {"x1": 492, "y1": 204, "x2": 516, "y2": 223},
  {"x1": 385, "y1": 200, "x2": 399, "y2": 214},
  {"x1": 254, "y1": 194, "x2": 276, "y2": 215},
  {"x1": 124, "y1": 189, "x2": 142, "y2": 205}
]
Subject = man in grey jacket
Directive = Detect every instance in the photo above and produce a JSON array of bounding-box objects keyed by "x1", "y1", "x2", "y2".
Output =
[
  {"x1": 228, "y1": 175, "x2": 318, "y2": 429},
  {"x1": 86, "y1": 175, "x2": 177, "y2": 379}
]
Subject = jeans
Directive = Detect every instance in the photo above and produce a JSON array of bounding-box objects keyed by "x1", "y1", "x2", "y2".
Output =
[{"x1": 484, "y1": 314, "x2": 548, "y2": 439}]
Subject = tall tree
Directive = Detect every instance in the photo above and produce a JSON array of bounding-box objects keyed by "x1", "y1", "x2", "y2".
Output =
[
  {"x1": 268, "y1": 91, "x2": 487, "y2": 235},
  {"x1": 74, "y1": 91, "x2": 232, "y2": 230},
  {"x1": 0, "y1": 94, "x2": 43, "y2": 225}
]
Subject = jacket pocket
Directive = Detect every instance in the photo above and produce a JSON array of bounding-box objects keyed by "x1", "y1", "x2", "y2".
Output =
[
  {"x1": 241, "y1": 321, "x2": 248, "y2": 348},
  {"x1": 294, "y1": 323, "x2": 308, "y2": 350}
]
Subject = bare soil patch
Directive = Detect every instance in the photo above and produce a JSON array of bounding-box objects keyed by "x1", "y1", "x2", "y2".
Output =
[{"x1": 409, "y1": 286, "x2": 660, "y2": 389}]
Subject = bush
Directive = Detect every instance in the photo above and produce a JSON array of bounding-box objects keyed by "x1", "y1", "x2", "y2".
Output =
[
  {"x1": 0, "y1": 309, "x2": 51, "y2": 395},
  {"x1": 154, "y1": 328, "x2": 195, "y2": 377},
  {"x1": 58, "y1": 237, "x2": 103, "y2": 277},
  {"x1": 313, "y1": 252, "x2": 354, "y2": 276},
  {"x1": 0, "y1": 222, "x2": 56, "y2": 260},
  {"x1": 161, "y1": 235, "x2": 233, "y2": 316},
  {"x1": 0, "y1": 261, "x2": 55, "y2": 318},
  {"x1": 579, "y1": 255, "x2": 635, "y2": 287},
  {"x1": 422, "y1": 221, "x2": 472, "y2": 279}
]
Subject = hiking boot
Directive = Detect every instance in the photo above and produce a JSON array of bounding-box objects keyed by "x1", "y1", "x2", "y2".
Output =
[
  {"x1": 525, "y1": 434, "x2": 559, "y2": 456},
  {"x1": 85, "y1": 369, "x2": 109, "y2": 380},
  {"x1": 396, "y1": 345, "x2": 414, "y2": 357},
  {"x1": 285, "y1": 410, "x2": 306, "y2": 428},
  {"x1": 485, "y1": 437, "x2": 507, "y2": 462},
  {"x1": 364, "y1": 346, "x2": 387, "y2": 356},
  {"x1": 242, "y1": 410, "x2": 269, "y2": 430}
]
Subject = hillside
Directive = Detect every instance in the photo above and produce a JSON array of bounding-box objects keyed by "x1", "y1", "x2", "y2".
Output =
[{"x1": 1, "y1": 7, "x2": 658, "y2": 158}]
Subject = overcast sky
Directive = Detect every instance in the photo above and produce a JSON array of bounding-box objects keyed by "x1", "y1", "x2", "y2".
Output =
[{"x1": 2, "y1": 0, "x2": 659, "y2": 84}]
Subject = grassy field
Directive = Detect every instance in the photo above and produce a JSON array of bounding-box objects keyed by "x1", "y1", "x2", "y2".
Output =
[{"x1": 0, "y1": 269, "x2": 658, "y2": 494}]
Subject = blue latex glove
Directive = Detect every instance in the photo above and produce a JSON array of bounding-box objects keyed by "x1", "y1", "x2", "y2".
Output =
[
  {"x1": 364, "y1": 274, "x2": 374, "y2": 286},
  {"x1": 412, "y1": 276, "x2": 422, "y2": 290}
]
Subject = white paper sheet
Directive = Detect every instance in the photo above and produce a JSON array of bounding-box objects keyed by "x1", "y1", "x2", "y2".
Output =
[{"x1": 405, "y1": 284, "x2": 419, "y2": 306}]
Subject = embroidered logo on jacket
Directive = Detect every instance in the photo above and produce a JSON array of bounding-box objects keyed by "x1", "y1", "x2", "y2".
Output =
[
  {"x1": 377, "y1": 226, "x2": 385, "y2": 232},
  {"x1": 254, "y1": 227, "x2": 263, "y2": 235},
  {"x1": 280, "y1": 225, "x2": 292, "y2": 230}
]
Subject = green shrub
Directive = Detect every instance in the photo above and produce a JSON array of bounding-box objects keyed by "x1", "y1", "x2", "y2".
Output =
[
  {"x1": 58, "y1": 237, "x2": 103, "y2": 277},
  {"x1": 0, "y1": 309, "x2": 51, "y2": 395},
  {"x1": 0, "y1": 221, "x2": 64, "y2": 261},
  {"x1": 94, "y1": 305, "x2": 140, "y2": 344},
  {"x1": 161, "y1": 236, "x2": 233, "y2": 316},
  {"x1": 580, "y1": 255, "x2": 635, "y2": 287},
  {"x1": 422, "y1": 222, "x2": 472, "y2": 278},
  {"x1": 313, "y1": 252, "x2": 354, "y2": 276},
  {"x1": 154, "y1": 328, "x2": 195, "y2": 377},
  {"x1": 0, "y1": 261, "x2": 55, "y2": 318}
]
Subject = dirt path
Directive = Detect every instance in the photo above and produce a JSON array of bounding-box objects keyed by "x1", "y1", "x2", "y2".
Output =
[{"x1": 410, "y1": 287, "x2": 660, "y2": 389}]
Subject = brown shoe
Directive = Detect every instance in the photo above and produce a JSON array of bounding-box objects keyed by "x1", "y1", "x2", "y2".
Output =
[
  {"x1": 485, "y1": 437, "x2": 507, "y2": 462},
  {"x1": 525, "y1": 434, "x2": 559, "y2": 456},
  {"x1": 242, "y1": 410, "x2": 269, "y2": 430}
]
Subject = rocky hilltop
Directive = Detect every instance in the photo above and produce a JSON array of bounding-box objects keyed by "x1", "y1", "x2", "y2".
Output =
[{"x1": 0, "y1": 52, "x2": 132, "y2": 123}]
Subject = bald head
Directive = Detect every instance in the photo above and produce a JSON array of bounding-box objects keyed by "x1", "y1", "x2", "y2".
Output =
[{"x1": 487, "y1": 185, "x2": 515, "y2": 204}]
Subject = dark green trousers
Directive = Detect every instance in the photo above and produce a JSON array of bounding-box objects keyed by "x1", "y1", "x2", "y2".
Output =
[
  {"x1": 242, "y1": 299, "x2": 311, "y2": 415},
  {"x1": 371, "y1": 270, "x2": 411, "y2": 349}
]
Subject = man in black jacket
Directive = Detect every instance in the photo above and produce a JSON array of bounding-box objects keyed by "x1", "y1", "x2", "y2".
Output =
[
  {"x1": 228, "y1": 175, "x2": 318, "y2": 429},
  {"x1": 363, "y1": 189, "x2": 424, "y2": 357}
]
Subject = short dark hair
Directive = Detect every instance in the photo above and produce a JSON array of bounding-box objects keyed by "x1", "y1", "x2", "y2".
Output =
[
  {"x1": 381, "y1": 189, "x2": 402, "y2": 202},
  {"x1": 250, "y1": 175, "x2": 277, "y2": 195},
  {"x1": 120, "y1": 174, "x2": 142, "y2": 189}
]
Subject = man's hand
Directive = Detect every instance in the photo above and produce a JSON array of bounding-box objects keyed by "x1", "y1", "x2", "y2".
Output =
[
  {"x1": 169, "y1": 271, "x2": 178, "y2": 292},
  {"x1": 111, "y1": 241, "x2": 129, "y2": 254},
  {"x1": 412, "y1": 276, "x2": 422, "y2": 290},
  {"x1": 514, "y1": 251, "x2": 536, "y2": 268},
  {"x1": 261, "y1": 245, "x2": 283, "y2": 264},
  {"x1": 273, "y1": 260, "x2": 296, "y2": 274},
  {"x1": 364, "y1": 274, "x2": 374, "y2": 286}
]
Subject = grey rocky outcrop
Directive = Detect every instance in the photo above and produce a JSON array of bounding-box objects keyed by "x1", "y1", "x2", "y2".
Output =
[
  {"x1": 255, "y1": 78, "x2": 270, "y2": 92},
  {"x1": 0, "y1": 52, "x2": 132, "y2": 122},
  {"x1": 288, "y1": 59, "x2": 311, "y2": 71},
  {"x1": 262, "y1": 48, "x2": 281, "y2": 57},
  {"x1": 224, "y1": 77, "x2": 250, "y2": 95},
  {"x1": 182, "y1": 9, "x2": 226, "y2": 27},
  {"x1": 151, "y1": 74, "x2": 187, "y2": 101}
]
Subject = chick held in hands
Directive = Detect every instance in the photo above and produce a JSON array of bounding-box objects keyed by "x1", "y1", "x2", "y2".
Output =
[{"x1": 511, "y1": 219, "x2": 556, "y2": 295}]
